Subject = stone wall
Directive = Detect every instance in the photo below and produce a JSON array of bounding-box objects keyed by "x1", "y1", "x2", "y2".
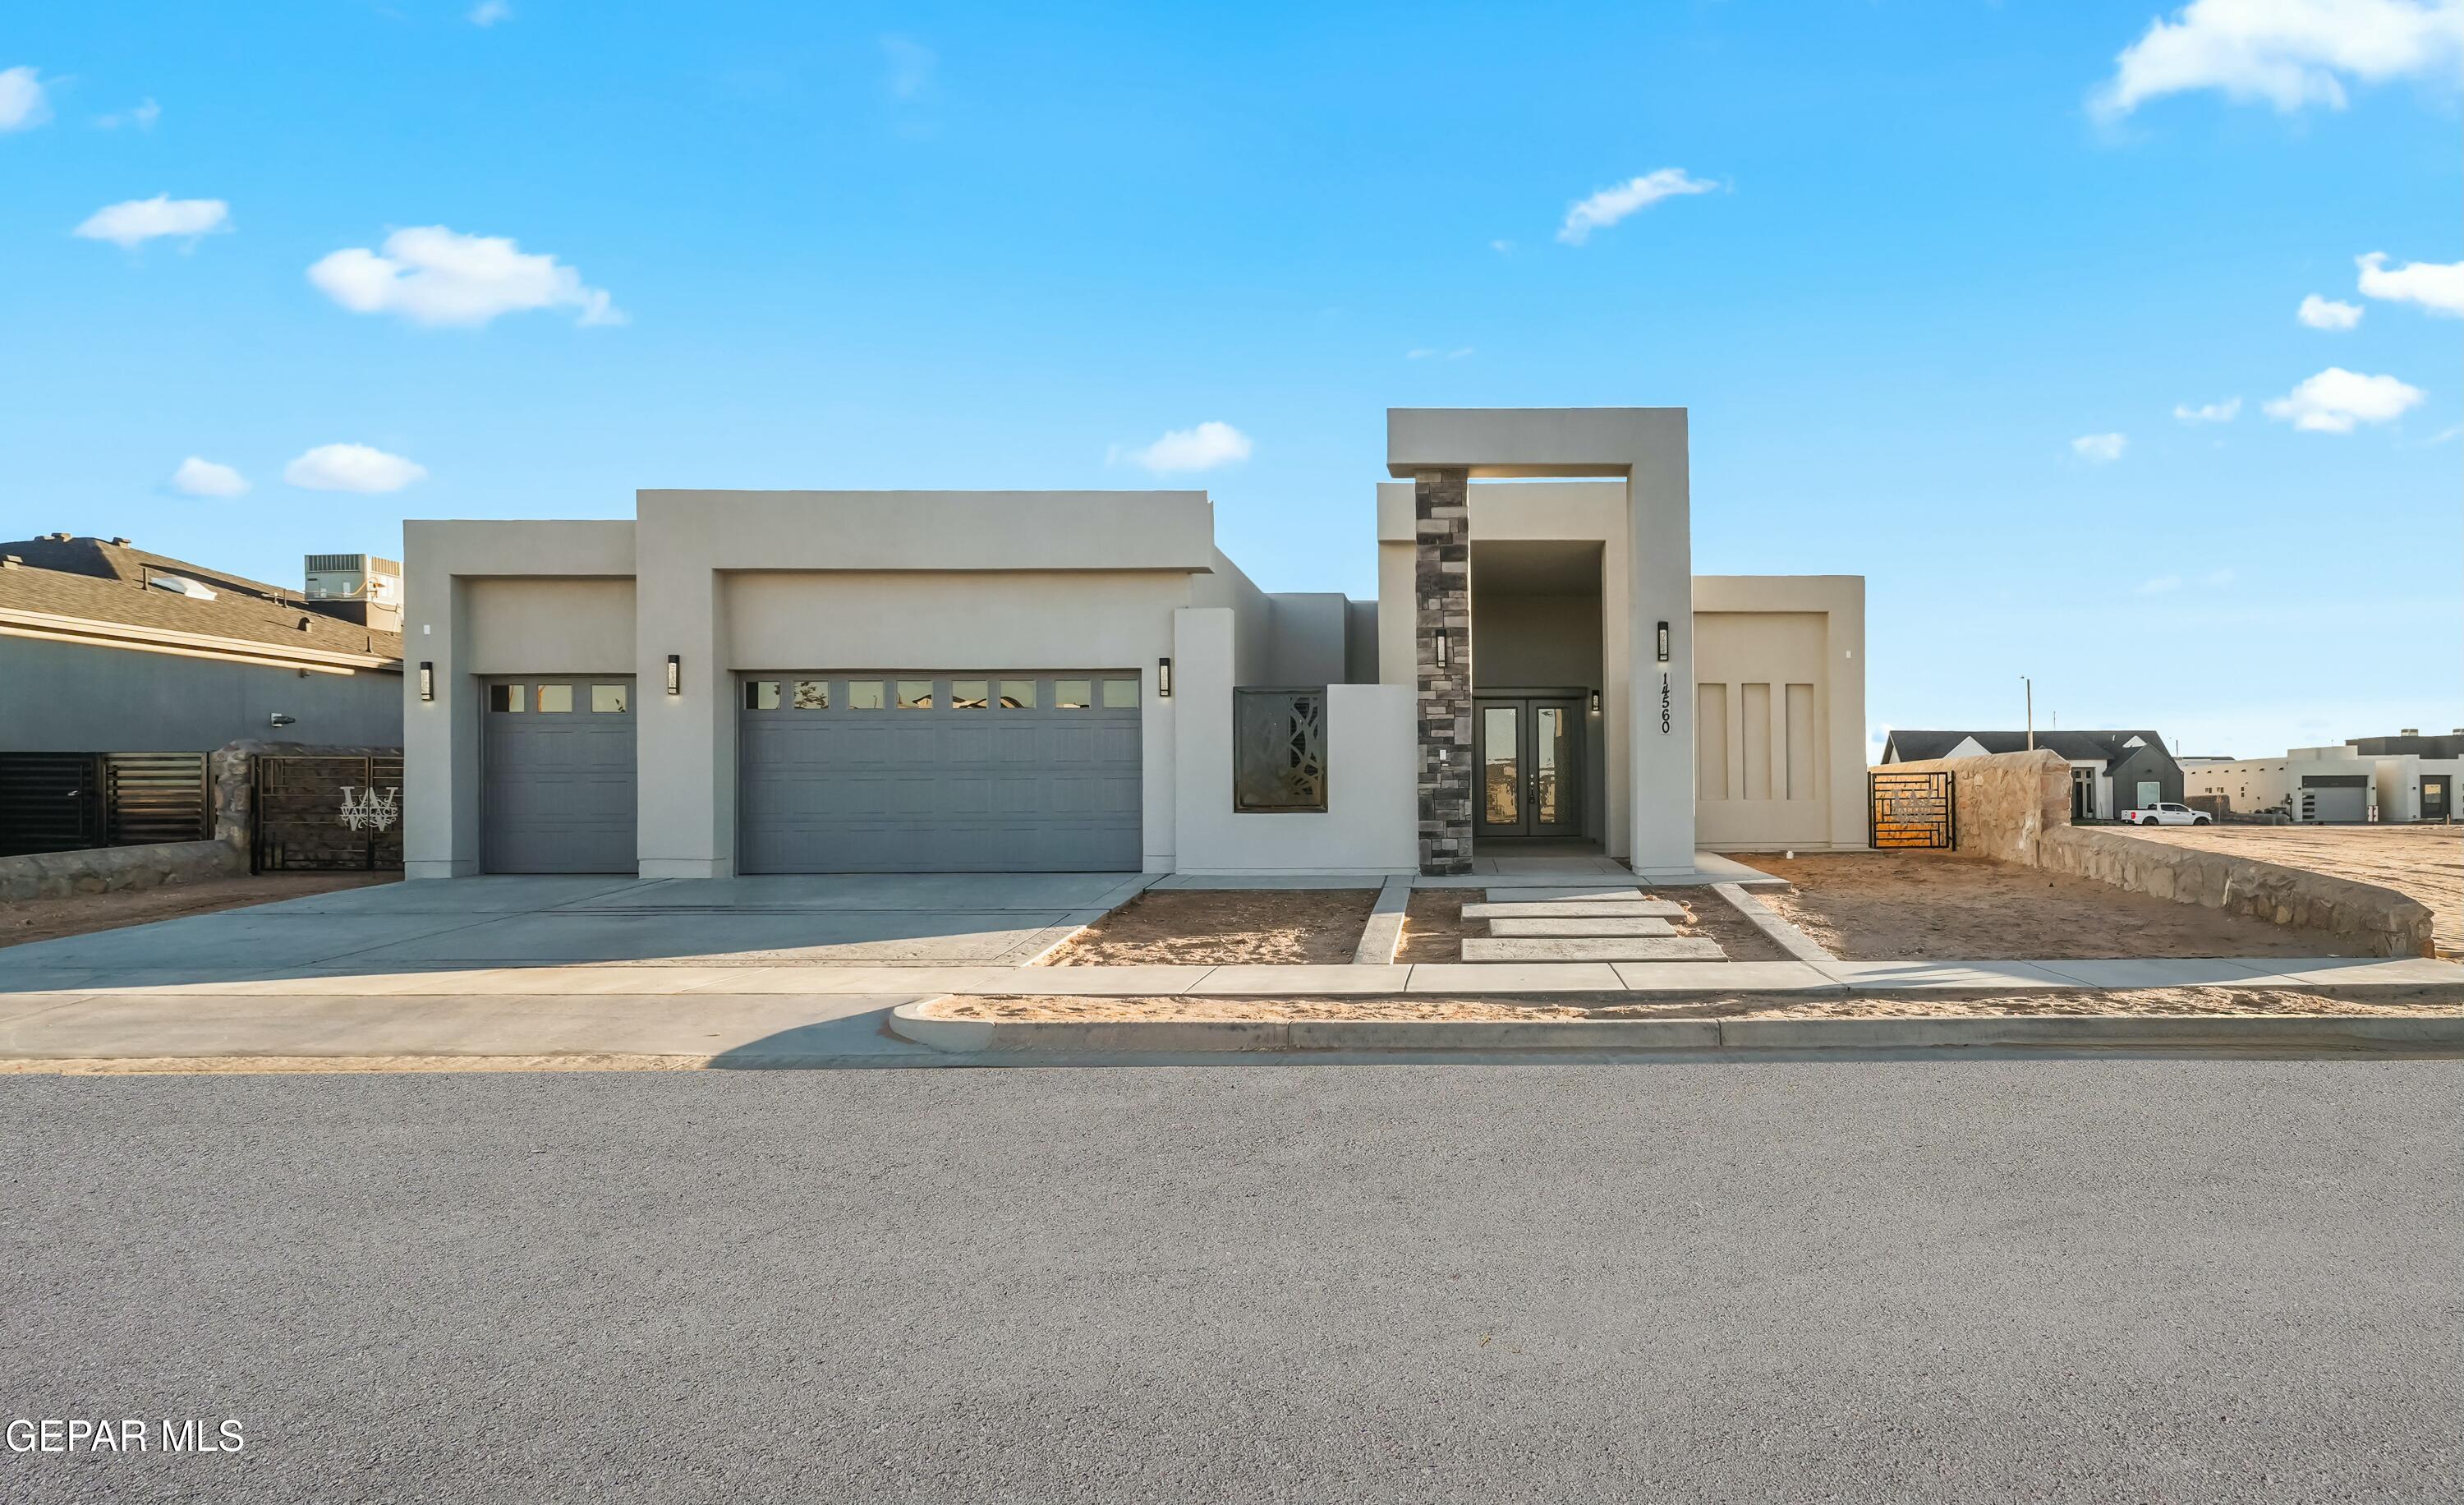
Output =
[
  {"x1": 1414, "y1": 467, "x2": 1472, "y2": 875},
  {"x1": 0, "y1": 839, "x2": 241, "y2": 902},
  {"x1": 1873, "y1": 748, "x2": 2433, "y2": 958}
]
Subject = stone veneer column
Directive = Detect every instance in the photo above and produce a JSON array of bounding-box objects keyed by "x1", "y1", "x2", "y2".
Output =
[{"x1": 1414, "y1": 467, "x2": 1473, "y2": 875}]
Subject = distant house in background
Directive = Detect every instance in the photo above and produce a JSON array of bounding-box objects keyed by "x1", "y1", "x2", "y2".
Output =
[
  {"x1": 2184, "y1": 729, "x2": 2462, "y2": 824},
  {"x1": 0, "y1": 535, "x2": 403, "y2": 753},
  {"x1": 1881, "y1": 729, "x2": 2183, "y2": 822}
]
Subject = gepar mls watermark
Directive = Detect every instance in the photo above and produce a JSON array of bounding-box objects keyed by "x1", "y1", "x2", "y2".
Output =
[{"x1": 7, "y1": 1418, "x2": 244, "y2": 1453}]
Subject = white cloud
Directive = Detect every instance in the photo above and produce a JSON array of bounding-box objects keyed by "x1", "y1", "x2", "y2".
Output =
[
  {"x1": 1556, "y1": 168, "x2": 1719, "y2": 245},
  {"x1": 1110, "y1": 421, "x2": 1253, "y2": 474},
  {"x1": 2263, "y1": 366, "x2": 2426, "y2": 432},
  {"x1": 2138, "y1": 573, "x2": 2184, "y2": 594},
  {"x1": 2071, "y1": 431, "x2": 2130, "y2": 462},
  {"x1": 283, "y1": 444, "x2": 427, "y2": 494},
  {"x1": 2356, "y1": 251, "x2": 2464, "y2": 315},
  {"x1": 2297, "y1": 293, "x2": 2363, "y2": 329},
  {"x1": 97, "y1": 98, "x2": 160, "y2": 131},
  {"x1": 2173, "y1": 397, "x2": 2242, "y2": 422},
  {"x1": 72, "y1": 196, "x2": 232, "y2": 249},
  {"x1": 308, "y1": 226, "x2": 622, "y2": 328},
  {"x1": 170, "y1": 457, "x2": 248, "y2": 498},
  {"x1": 2090, "y1": 0, "x2": 2464, "y2": 119},
  {"x1": 882, "y1": 35, "x2": 935, "y2": 99},
  {"x1": 469, "y1": 0, "x2": 513, "y2": 25},
  {"x1": 1489, "y1": 239, "x2": 1515, "y2": 255},
  {"x1": 0, "y1": 66, "x2": 51, "y2": 131}
]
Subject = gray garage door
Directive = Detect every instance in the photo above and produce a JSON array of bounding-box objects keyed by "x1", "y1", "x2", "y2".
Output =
[
  {"x1": 482, "y1": 679, "x2": 639, "y2": 873},
  {"x1": 738, "y1": 673, "x2": 1141, "y2": 872},
  {"x1": 2300, "y1": 779, "x2": 2369, "y2": 824}
]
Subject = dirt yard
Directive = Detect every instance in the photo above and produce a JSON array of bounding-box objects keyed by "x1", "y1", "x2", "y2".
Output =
[
  {"x1": 0, "y1": 872, "x2": 398, "y2": 950},
  {"x1": 925, "y1": 987, "x2": 2464, "y2": 1022},
  {"x1": 1040, "y1": 886, "x2": 1377, "y2": 966},
  {"x1": 2120, "y1": 823, "x2": 2462, "y2": 958},
  {"x1": 1748, "y1": 852, "x2": 2361, "y2": 960},
  {"x1": 1395, "y1": 886, "x2": 1789, "y2": 964}
]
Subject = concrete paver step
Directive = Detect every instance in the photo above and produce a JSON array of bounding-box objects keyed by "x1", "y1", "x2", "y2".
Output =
[
  {"x1": 1480, "y1": 886, "x2": 1648, "y2": 903},
  {"x1": 1460, "y1": 900, "x2": 1684, "y2": 919},
  {"x1": 1485, "y1": 917, "x2": 1677, "y2": 937},
  {"x1": 1460, "y1": 937, "x2": 1726, "y2": 963}
]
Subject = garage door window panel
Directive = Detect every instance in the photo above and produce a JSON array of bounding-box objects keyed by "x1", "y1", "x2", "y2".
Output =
[{"x1": 847, "y1": 682, "x2": 886, "y2": 710}]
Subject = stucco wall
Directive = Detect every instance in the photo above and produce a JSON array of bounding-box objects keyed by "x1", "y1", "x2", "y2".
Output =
[
  {"x1": 461, "y1": 578, "x2": 637, "y2": 675},
  {"x1": 1171, "y1": 607, "x2": 1416, "y2": 873},
  {"x1": 1882, "y1": 749, "x2": 2433, "y2": 957},
  {"x1": 0, "y1": 633, "x2": 402, "y2": 753}
]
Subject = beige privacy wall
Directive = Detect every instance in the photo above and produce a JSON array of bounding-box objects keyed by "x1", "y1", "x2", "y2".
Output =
[{"x1": 1886, "y1": 750, "x2": 2434, "y2": 958}]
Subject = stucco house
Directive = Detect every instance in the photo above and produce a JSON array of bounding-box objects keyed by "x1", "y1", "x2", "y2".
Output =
[
  {"x1": 0, "y1": 536, "x2": 404, "y2": 754},
  {"x1": 2184, "y1": 729, "x2": 2462, "y2": 824},
  {"x1": 402, "y1": 407, "x2": 1866, "y2": 880},
  {"x1": 1880, "y1": 729, "x2": 2183, "y2": 822}
]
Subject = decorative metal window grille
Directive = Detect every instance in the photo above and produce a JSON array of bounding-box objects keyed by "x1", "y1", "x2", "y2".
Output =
[{"x1": 1233, "y1": 689, "x2": 1328, "y2": 812}]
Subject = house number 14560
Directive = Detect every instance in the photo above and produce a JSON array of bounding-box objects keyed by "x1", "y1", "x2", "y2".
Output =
[{"x1": 1659, "y1": 672, "x2": 1671, "y2": 734}]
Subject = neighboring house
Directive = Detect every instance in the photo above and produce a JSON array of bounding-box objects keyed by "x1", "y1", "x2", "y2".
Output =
[
  {"x1": 402, "y1": 406, "x2": 1868, "y2": 880},
  {"x1": 0, "y1": 535, "x2": 405, "y2": 752},
  {"x1": 1881, "y1": 729, "x2": 2183, "y2": 822},
  {"x1": 2184, "y1": 729, "x2": 2462, "y2": 823}
]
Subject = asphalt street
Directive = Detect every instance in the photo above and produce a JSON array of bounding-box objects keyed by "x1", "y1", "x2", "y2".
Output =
[{"x1": 2, "y1": 1057, "x2": 2457, "y2": 1503}]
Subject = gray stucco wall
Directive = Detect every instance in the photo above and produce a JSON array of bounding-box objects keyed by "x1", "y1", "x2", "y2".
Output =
[
  {"x1": 0, "y1": 636, "x2": 402, "y2": 752},
  {"x1": 2108, "y1": 743, "x2": 2183, "y2": 811}
]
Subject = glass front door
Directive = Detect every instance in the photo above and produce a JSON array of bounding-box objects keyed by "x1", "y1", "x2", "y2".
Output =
[{"x1": 1473, "y1": 697, "x2": 1583, "y2": 838}]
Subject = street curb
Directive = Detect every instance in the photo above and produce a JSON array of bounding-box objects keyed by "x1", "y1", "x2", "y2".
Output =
[{"x1": 886, "y1": 1003, "x2": 2464, "y2": 1056}]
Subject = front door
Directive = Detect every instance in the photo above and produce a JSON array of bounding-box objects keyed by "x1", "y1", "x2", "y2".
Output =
[
  {"x1": 1473, "y1": 697, "x2": 1582, "y2": 838},
  {"x1": 2422, "y1": 776, "x2": 2450, "y2": 822}
]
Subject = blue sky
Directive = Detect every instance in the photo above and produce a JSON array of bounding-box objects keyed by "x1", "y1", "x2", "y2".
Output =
[{"x1": 4, "y1": 1, "x2": 2458, "y2": 758}]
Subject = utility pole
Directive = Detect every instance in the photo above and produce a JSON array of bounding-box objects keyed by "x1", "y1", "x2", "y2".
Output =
[{"x1": 2023, "y1": 676, "x2": 2034, "y2": 750}]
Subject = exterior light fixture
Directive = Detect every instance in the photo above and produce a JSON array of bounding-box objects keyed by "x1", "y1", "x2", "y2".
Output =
[
  {"x1": 418, "y1": 661, "x2": 434, "y2": 702},
  {"x1": 1589, "y1": 689, "x2": 1602, "y2": 716},
  {"x1": 665, "y1": 654, "x2": 682, "y2": 696},
  {"x1": 1655, "y1": 620, "x2": 1671, "y2": 664},
  {"x1": 1157, "y1": 656, "x2": 1174, "y2": 698},
  {"x1": 1434, "y1": 624, "x2": 1452, "y2": 671}
]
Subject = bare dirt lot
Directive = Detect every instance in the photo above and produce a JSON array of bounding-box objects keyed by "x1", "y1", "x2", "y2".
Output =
[
  {"x1": 926, "y1": 987, "x2": 2464, "y2": 1023},
  {"x1": 0, "y1": 872, "x2": 398, "y2": 950},
  {"x1": 2120, "y1": 823, "x2": 2462, "y2": 958},
  {"x1": 1395, "y1": 886, "x2": 1789, "y2": 964},
  {"x1": 1041, "y1": 886, "x2": 1377, "y2": 966},
  {"x1": 1748, "y1": 852, "x2": 2360, "y2": 960}
]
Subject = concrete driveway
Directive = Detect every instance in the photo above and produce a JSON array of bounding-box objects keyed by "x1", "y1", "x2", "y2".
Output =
[{"x1": 0, "y1": 872, "x2": 1151, "y2": 977}]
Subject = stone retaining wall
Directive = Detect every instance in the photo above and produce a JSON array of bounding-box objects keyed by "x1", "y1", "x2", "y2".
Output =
[
  {"x1": 1873, "y1": 749, "x2": 2433, "y2": 959},
  {"x1": 0, "y1": 839, "x2": 242, "y2": 902}
]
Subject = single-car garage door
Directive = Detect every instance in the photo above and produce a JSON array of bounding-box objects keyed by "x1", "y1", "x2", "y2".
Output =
[
  {"x1": 738, "y1": 673, "x2": 1141, "y2": 872},
  {"x1": 2299, "y1": 776, "x2": 2369, "y2": 825},
  {"x1": 483, "y1": 678, "x2": 639, "y2": 873}
]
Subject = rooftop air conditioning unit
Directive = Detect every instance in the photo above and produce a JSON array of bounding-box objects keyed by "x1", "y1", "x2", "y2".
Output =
[{"x1": 302, "y1": 553, "x2": 404, "y2": 632}]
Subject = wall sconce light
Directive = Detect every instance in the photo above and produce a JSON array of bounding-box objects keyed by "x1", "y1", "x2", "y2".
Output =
[
  {"x1": 418, "y1": 661, "x2": 434, "y2": 702},
  {"x1": 665, "y1": 654, "x2": 682, "y2": 696},
  {"x1": 1434, "y1": 624, "x2": 1452, "y2": 671},
  {"x1": 1589, "y1": 689, "x2": 1602, "y2": 716},
  {"x1": 1157, "y1": 656, "x2": 1174, "y2": 698},
  {"x1": 1655, "y1": 620, "x2": 1671, "y2": 664}
]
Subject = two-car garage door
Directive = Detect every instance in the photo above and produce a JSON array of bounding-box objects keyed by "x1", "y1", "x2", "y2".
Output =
[{"x1": 738, "y1": 672, "x2": 1142, "y2": 872}]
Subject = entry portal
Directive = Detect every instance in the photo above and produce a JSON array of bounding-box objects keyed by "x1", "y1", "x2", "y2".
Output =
[{"x1": 1473, "y1": 697, "x2": 1583, "y2": 839}]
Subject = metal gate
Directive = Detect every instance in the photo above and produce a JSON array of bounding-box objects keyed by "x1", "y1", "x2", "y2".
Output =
[
  {"x1": 1869, "y1": 770, "x2": 1956, "y2": 850},
  {"x1": 0, "y1": 752, "x2": 209, "y2": 857},
  {"x1": 252, "y1": 754, "x2": 404, "y2": 872}
]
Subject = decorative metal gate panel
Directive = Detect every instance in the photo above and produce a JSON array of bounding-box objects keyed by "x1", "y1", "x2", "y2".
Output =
[
  {"x1": 1869, "y1": 770, "x2": 1956, "y2": 850},
  {"x1": 252, "y1": 755, "x2": 404, "y2": 872},
  {"x1": 103, "y1": 752, "x2": 211, "y2": 846}
]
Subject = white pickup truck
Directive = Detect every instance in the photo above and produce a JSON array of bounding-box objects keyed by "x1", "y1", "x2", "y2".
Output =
[{"x1": 2120, "y1": 802, "x2": 2213, "y2": 826}]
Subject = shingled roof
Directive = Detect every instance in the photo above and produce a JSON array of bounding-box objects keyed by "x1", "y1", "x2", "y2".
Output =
[
  {"x1": 1884, "y1": 729, "x2": 2172, "y2": 768},
  {"x1": 0, "y1": 535, "x2": 402, "y2": 670}
]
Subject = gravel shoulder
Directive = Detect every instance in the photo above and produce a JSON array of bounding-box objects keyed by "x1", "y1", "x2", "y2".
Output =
[
  {"x1": 2120, "y1": 823, "x2": 2462, "y2": 958},
  {"x1": 0, "y1": 872, "x2": 398, "y2": 950},
  {"x1": 1749, "y1": 852, "x2": 2359, "y2": 960}
]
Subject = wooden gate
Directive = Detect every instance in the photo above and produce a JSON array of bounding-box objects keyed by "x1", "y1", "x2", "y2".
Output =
[
  {"x1": 251, "y1": 754, "x2": 404, "y2": 872},
  {"x1": 1869, "y1": 770, "x2": 1956, "y2": 850}
]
